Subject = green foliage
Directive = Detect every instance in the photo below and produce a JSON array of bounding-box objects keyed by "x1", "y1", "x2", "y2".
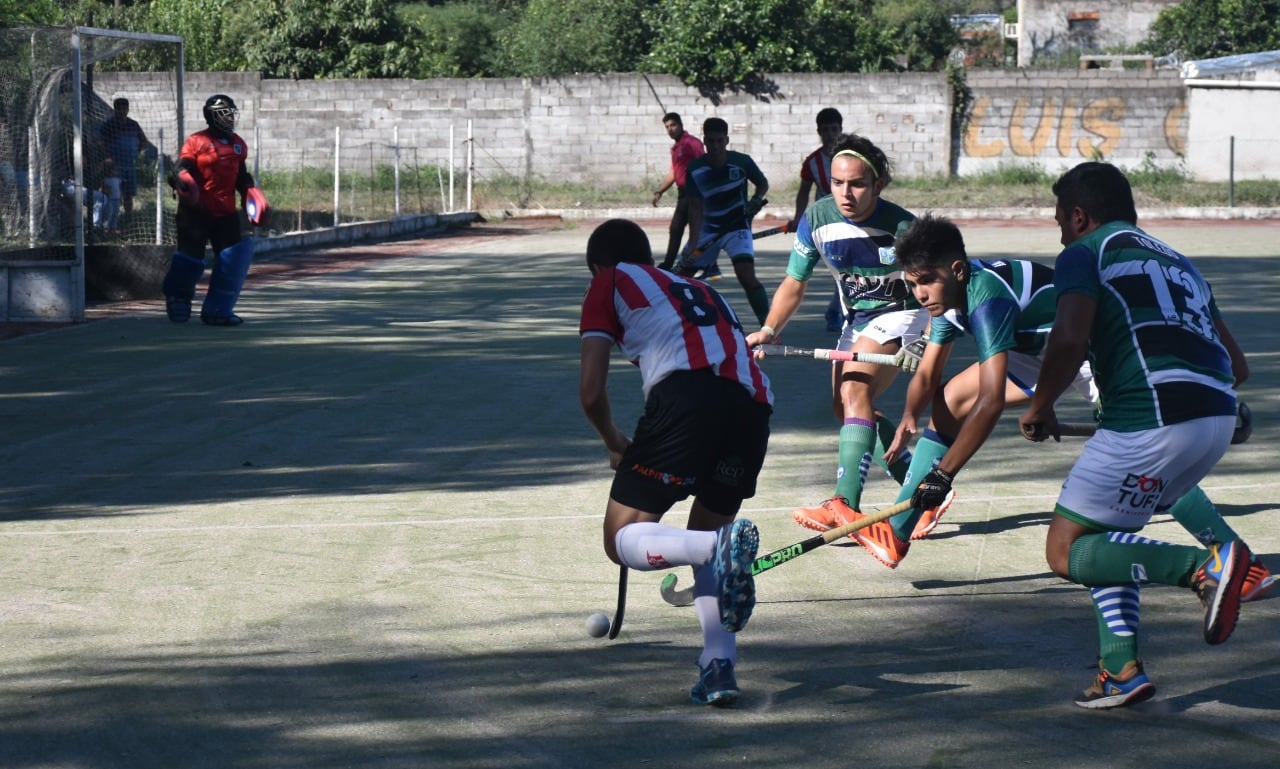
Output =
[
  {"x1": 141, "y1": 0, "x2": 253, "y2": 71},
  {"x1": 1144, "y1": 0, "x2": 1280, "y2": 59},
  {"x1": 502, "y1": 0, "x2": 653, "y2": 77},
  {"x1": 646, "y1": 0, "x2": 899, "y2": 93},
  {"x1": 405, "y1": 2, "x2": 513, "y2": 77},
  {"x1": 246, "y1": 0, "x2": 421, "y2": 79},
  {"x1": 875, "y1": 0, "x2": 962, "y2": 71},
  {"x1": 0, "y1": 0, "x2": 61, "y2": 25}
]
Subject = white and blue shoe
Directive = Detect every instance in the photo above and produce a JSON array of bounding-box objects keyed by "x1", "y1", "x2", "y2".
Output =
[{"x1": 714, "y1": 519, "x2": 759, "y2": 632}]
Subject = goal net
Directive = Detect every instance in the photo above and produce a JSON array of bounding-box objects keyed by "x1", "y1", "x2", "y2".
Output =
[{"x1": 1, "y1": 26, "x2": 183, "y2": 319}]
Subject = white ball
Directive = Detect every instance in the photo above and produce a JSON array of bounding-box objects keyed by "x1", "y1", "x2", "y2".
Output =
[{"x1": 585, "y1": 611, "x2": 611, "y2": 638}]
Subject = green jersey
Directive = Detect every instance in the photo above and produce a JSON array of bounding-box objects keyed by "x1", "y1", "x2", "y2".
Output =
[
  {"x1": 929, "y1": 259, "x2": 1057, "y2": 361},
  {"x1": 1054, "y1": 221, "x2": 1235, "y2": 432},
  {"x1": 787, "y1": 195, "x2": 919, "y2": 328},
  {"x1": 685, "y1": 151, "x2": 767, "y2": 237}
]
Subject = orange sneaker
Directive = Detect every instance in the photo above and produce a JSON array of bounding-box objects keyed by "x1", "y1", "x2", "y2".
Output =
[
  {"x1": 833, "y1": 508, "x2": 911, "y2": 569},
  {"x1": 909, "y1": 489, "x2": 956, "y2": 540},
  {"x1": 792, "y1": 497, "x2": 853, "y2": 533},
  {"x1": 1242, "y1": 558, "x2": 1275, "y2": 603}
]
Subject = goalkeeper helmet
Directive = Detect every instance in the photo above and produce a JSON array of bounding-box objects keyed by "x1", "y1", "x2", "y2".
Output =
[{"x1": 203, "y1": 94, "x2": 239, "y2": 134}]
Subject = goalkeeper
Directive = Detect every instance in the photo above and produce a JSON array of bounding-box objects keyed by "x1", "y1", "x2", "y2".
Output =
[{"x1": 161, "y1": 93, "x2": 269, "y2": 326}]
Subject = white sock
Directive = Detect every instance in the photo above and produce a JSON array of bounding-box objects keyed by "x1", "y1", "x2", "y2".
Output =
[
  {"x1": 613, "y1": 522, "x2": 717, "y2": 571},
  {"x1": 694, "y1": 563, "x2": 735, "y2": 666}
]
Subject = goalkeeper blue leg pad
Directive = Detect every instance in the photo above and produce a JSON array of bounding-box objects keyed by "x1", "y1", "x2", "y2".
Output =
[
  {"x1": 162, "y1": 251, "x2": 205, "y2": 323},
  {"x1": 201, "y1": 238, "x2": 254, "y2": 325}
]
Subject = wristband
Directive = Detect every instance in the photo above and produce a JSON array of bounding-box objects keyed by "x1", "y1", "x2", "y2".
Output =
[{"x1": 759, "y1": 325, "x2": 776, "y2": 341}]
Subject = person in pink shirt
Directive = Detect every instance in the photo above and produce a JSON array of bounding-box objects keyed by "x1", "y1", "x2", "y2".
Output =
[{"x1": 651, "y1": 112, "x2": 706, "y2": 270}]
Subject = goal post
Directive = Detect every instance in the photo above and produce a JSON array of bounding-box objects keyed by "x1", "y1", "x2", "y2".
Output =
[{"x1": 0, "y1": 25, "x2": 184, "y2": 321}]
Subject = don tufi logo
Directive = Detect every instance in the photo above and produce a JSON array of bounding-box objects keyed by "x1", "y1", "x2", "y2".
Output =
[{"x1": 1116, "y1": 473, "x2": 1165, "y2": 512}]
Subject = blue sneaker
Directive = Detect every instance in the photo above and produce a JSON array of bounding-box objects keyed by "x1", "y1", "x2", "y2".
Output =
[
  {"x1": 1195, "y1": 540, "x2": 1251, "y2": 645},
  {"x1": 1075, "y1": 659, "x2": 1155, "y2": 709},
  {"x1": 690, "y1": 658, "x2": 739, "y2": 707},
  {"x1": 714, "y1": 519, "x2": 759, "y2": 632}
]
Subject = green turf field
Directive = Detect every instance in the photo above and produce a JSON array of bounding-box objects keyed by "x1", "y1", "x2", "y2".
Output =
[{"x1": 1, "y1": 217, "x2": 1276, "y2": 768}]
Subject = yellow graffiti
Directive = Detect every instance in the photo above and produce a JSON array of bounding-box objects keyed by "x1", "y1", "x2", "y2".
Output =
[
  {"x1": 1010, "y1": 97, "x2": 1056, "y2": 156},
  {"x1": 962, "y1": 97, "x2": 1005, "y2": 158},
  {"x1": 963, "y1": 96, "x2": 1149, "y2": 159},
  {"x1": 1165, "y1": 100, "x2": 1186, "y2": 155},
  {"x1": 1079, "y1": 98, "x2": 1125, "y2": 157}
]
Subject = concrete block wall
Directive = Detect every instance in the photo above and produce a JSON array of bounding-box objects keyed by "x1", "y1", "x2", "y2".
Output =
[
  {"x1": 92, "y1": 69, "x2": 1203, "y2": 190},
  {"x1": 181, "y1": 72, "x2": 952, "y2": 191}
]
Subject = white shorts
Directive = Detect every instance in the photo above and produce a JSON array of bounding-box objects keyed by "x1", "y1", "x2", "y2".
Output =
[
  {"x1": 838, "y1": 308, "x2": 929, "y2": 348},
  {"x1": 1056, "y1": 415, "x2": 1234, "y2": 531},
  {"x1": 1006, "y1": 350, "x2": 1099, "y2": 407},
  {"x1": 688, "y1": 230, "x2": 754, "y2": 268}
]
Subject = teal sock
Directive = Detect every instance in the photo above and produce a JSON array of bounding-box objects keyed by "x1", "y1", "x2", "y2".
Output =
[
  {"x1": 745, "y1": 285, "x2": 770, "y2": 325},
  {"x1": 834, "y1": 421, "x2": 876, "y2": 510},
  {"x1": 1067, "y1": 530, "x2": 1204, "y2": 588},
  {"x1": 889, "y1": 433, "x2": 950, "y2": 540},
  {"x1": 1168, "y1": 485, "x2": 1238, "y2": 546},
  {"x1": 1091, "y1": 585, "x2": 1140, "y2": 673},
  {"x1": 872, "y1": 413, "x2": 911, "y2": 484}
]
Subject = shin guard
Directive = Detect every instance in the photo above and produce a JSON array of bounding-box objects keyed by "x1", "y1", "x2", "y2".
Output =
[
  {"x1": 201, "y1": 238, "x2": 254, "y2": 324},
  {"x1": 161, "y1": 251, "x2": 206, "y2": 322}
]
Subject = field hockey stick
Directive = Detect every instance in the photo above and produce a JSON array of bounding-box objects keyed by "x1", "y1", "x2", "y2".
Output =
[
  {"x1": 752, "y1": 224, "x2": 790, "y2": 239},
  {"x1": 753, "y1": 344, "x2": 901, "y2": 367},
  {"x1": 659, "y1": 499, "x2": 914, "y2": 605},
  {"x1": 1020, "y1": 421, "x2": 1097, "y2": 440},
  {"x1": 608, "y1": 564, "x2": 627, "y2": 639}
]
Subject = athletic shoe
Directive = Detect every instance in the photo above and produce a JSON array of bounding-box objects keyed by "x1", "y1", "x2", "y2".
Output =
[
  {"x1": 690, "y1": 658, "x2": 739, "y2": 707},
  {"x1": 165, "y1": 297, "x2": 192, "y2": 323},
  {"x1": 791, "y1": 496, "x2": 854, "y2": 533},
  {"x1": 1075, "y1": 659, "x2": 1156, "y2": 709},
  {"x1": 1241, "y1": 557, "x2": 1275, "y2": 603},
  {"x1": 713, "y1": 518, "x2": 759, "y2": 632},
  {"x1": 909, "y1": 489, "x2": 956, "y2": 540},
  {"x1": 694, "y1": 262, "x2": 722, "y2": 281},
  {"x1": 836, "y1": 508, "x2": 911, "y2": 569},
  {"x1": 1193, "y1": 540, "x2": 1251, "y2": 645},
  {"x1": 201, "y1": 313, "x2": 243, "y2": 326}
]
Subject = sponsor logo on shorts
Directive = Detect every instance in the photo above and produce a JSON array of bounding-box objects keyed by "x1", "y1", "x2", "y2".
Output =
[
  {"x1": 714, "y1": 458, "x2": 745, "y2": 486},
  {"x1": 1115, "y1": 473, "x2": 1165, "y2": 514},
  {"x1": 629, "y1": 462, "x2": 696, "y2": 487},
  {"x1": 1130, "y1": 564, "x2": 1149, "y2": 584}
]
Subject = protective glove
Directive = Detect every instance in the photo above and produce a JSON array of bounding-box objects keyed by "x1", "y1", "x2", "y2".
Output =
[
  {"x1": 897, "y1": 336, "x2": 928, "y2": 373},
  {"x1": 243, "y1": 186, "x2": 270, "y2": 227},
  {"x1": 744, "y1": 196, "x2": 766, "y2": 220},
  {"x1": 175, "y1": 169, "x2": 200, "y2": 208},
  {"x1": 911, "y1": 467, "x2": 954, "y2": 511}
]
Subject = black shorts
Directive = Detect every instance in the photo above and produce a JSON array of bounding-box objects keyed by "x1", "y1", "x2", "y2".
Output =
[{"x1": 610, "y1": 369, "x2": 771, "y2": 517}]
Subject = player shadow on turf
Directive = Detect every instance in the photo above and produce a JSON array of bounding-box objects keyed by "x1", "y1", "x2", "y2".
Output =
[{"x1": 1147, "y1": 671, "x2": 1280, "y2": 714}]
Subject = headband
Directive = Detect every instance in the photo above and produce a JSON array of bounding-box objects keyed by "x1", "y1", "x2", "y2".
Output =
[{"x1": 834, "y1": 149, "x2": 880, "y2": 179}]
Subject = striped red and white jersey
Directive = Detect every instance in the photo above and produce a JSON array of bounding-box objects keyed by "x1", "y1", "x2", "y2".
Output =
[
  {"x1": 800, "y1": 146, "x2": 833, "y2": 197},
  {"x1": 579, "y1": 262, "x2": 773, "y2": 405}
]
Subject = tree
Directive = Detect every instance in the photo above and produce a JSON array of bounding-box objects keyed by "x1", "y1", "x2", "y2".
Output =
[
  {"x1": 0, "y1": 0, "x2": 61, "y2": 25},
  {"x1": 1144, "y1": 0, "x2": 1280, "y2": 60},
  {"x1": 502, "y1": 0, "x2": 653, "y2": 76},
  {"x1": 407, "y1": 2, "x2": 514, "y2": 78},
  {"x1": 245, "y1": 0, "x2": 420, "y2": 79},
  {"x1": 646, "y1": 0, "x2": 899, "y2": 95}
]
